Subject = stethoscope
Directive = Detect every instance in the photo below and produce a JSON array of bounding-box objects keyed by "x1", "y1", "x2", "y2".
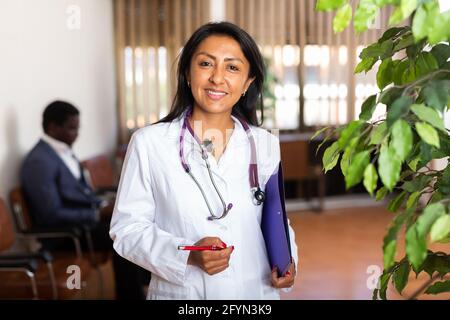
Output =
[{"x1": 179, "y1": 108, "x2": 266, "y2": 220}]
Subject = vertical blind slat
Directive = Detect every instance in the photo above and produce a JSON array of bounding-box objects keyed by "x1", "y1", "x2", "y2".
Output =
[{"x1": 115, "y1": 0, "x2": 127, "y2": 143}]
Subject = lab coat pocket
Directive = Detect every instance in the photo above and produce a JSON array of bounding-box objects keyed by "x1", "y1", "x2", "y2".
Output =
[{"x1": 147, "y1": 276, "x2": 191, "y2": 300}]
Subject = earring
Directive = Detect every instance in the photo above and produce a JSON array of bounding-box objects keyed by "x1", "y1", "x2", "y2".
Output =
[
  {"x1": 187, "y1": 81, "x2": 190, "y2": 88},
  {"x1": 242, "y1": 90, "x2": 246, "y2": 97}
]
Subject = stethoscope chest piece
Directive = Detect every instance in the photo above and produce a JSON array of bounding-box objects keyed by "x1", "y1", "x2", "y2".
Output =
[
  {"x1": 253, "y1": 187, "x2": 266, "y2": 205},
  {"x1": 179, "y1": 108, "x2": 264, "y2": 220}
]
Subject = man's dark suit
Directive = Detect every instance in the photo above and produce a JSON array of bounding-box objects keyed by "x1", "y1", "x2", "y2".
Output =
[
  {"x1": 21, "y1": 139, "x2": 100, "y2": 227},
  {"x1": 21, "y1": 139, "x2": 147, "y2": 299}
]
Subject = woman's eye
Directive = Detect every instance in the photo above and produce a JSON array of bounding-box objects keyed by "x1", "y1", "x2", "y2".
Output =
[
  {"x1": 199, "y1": 61, "x2": 212, "y2": 67},
  {"x1": 228, "y1": 65, "x2": 239, "y2": 71}
]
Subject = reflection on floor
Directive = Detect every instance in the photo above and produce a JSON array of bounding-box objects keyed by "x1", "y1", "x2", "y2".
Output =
[{"x1": 75, "y1": 206, "x2": 450, "y2": 300}]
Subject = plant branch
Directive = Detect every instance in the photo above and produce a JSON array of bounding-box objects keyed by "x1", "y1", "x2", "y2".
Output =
[
  {"x1": 408, "y1": 272, "x2": 442, "y2": 300},
  {"x1": 403, "y1": 69, "x2": 450, "y2": 96}
]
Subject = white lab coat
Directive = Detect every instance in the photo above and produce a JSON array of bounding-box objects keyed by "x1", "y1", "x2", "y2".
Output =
[{"x1": 110, "y1": 113, "x2": 299, "y2": 300}]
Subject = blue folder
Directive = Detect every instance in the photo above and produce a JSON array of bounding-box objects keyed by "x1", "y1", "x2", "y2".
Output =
[{"x1": 261, "y1": 161, "x2": 292, "y2": 277}]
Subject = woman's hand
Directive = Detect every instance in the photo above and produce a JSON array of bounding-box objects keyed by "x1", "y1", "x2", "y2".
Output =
[
  {"x1": 271, "y1": 262, "x2": 296, "y2": 289},
  {"x1": 187, "y1": 237, "x2": 234, "y2": 275}
]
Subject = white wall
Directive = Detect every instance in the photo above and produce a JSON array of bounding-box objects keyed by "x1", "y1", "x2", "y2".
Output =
[{"x1": 0, "y1": 0, "x2": 117, "y2": 203}]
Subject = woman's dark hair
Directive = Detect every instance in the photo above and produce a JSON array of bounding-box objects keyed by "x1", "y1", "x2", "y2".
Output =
[
  {"x1": 42, "y1": 100, "x2": 79, "y2": 132},
  {"x1": 158, "y1": 21, "x2": 265, "y2": 126}
]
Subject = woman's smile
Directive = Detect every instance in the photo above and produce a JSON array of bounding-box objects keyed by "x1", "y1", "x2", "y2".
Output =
[{"x1": 205, "y1": 88, "x2": 228, "y2": 100}]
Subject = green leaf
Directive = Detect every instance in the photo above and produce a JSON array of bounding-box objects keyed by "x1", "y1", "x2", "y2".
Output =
[
  {"x1": 378, "y1": 26, "x2": 409, "y2": 43},
  {"x1": 410, "y1": 103, "x2": 445, "y2": 132},
  {"x1": 401, "y1": 62, "x2": 417, "y2": 83},
  {"x1": 354, "y1": 0, "x2": 379, "y2": 33},
  {"x1": 360, "y1": 40, "x2": 393, "y2": 60},
  {"x1": 401, "y1": 175, "x2": 433, "y2": 193},
  {"x1": 355, "y1": 57, "x2": 377, "y2": 74},
  {"x1": 422, "y1": 253, "x2": 450, "y2": 277},
  {"x1": 376, "y1": 186, "x2": 388, "y2": 201},
  {"x1": 411, "y1": 4, "x2": 427, "y2": 41},
  {"x1": 416, "y1": 203, "x2": 446, "y2": 239},
  {"x1": 372, "y1": 288, "x2": 379, "y2": 300},
  {"x1": 346, "y1": 151, "x2": 370, "y2": 189},
  {"x1": 415, "y1": 122, "x2": 440, "y2": 148},
  {"x1": 406, "y1": 191, "x2": 421, "y2": 209},
  {"x1": 392, "y1": 60, "x2": 409, "y2": 85},
  {"x1": 377, "y1": 58, "x2": 393, "y2": 90},
  {"x1": 429, "y1": 191, "x2": 443, "y2": 204},
  {"x1": 435, "y1": 235, "x2": 450, "y2": 243},
  {"x1": 379, "y1": 39, "x2": 394, "y2": 59},
  {"x1": 311, "y1": 126, "x2": 331, "y2": 141},
  {"x1": 383, "y1": 240, "x2": 397, "y2": 270},
  {"x1": 378, "y1": 143, "x2": 401, "y2": 191},
  {"x1": 384, "y1": 207, "x2": 416, "y2": 270},
  {"x1": 422, "y1": 80, "x2": 450, "y2": 112},
  {"x1": 400, "y1": 0, "x2": 417, "y2": 21},
  {"x1": 407, "y1": 155, "x2": 420, "y2": 172},
  {"x1": 359, "y1": 95, "x2": 378, "y2": 121},
  {"x1": 393, "y1": 262, "x2": 410, "y2": 295},
  {"x1": 338, "y1": 120, "x2": 363, "y2": 149},
  {"x1": 316, "y1": 0, "x2": 346, "y2": 11},
  {"x1": 430, "y1": 215, "x2": 450, "y2": 243},
  {"x1": 430, "y1": 43, "x2": 450, "y2": 67},
  {"x1": 340, "y1": 137, "x2": 359, "y2": 177},
  {"x1": 323, "y1": 141, "x2": 341, "y2": 173},
  {"x1": 405, "y1": 225, "x2": 427, "y2": 271},
  {"x1": 388, "y1": 191, "x2": 407, "y2": 212},
  {"x1": 389, "y1": 6, "x2": 405, "y2": 25},
  {"x1": 391, "y1": 119, "x2": 413, "y2": 162},
  {"x1": 427, "y1": 9, "x2": 450, "y2": 45},
  {"x1": 386, "y1": 96, "x2": 412, "y2": 127},
  {"x1": 378, "y1": 271, "x2": 392, "y2": 300},
  {"x1": 411, "y1": 1, "x2": 450, "y2": 43},
  {"x1": 424, "y1": 281, "x2": 450, "y2": 295},
  {"x1": 380, "y1": 86, "x2": 403, "y2": 105},
  {"x1": 333, "y1": 3, "x2": 352, "y2": 33},
  {"x1": 415, "y1": 52, "x2": 438, "y2": 78},
  {"x1": 392, "y1": 34, "x2": 414, "y2": 52},
  {"x1": 363, "y1": 163, "x2": 378, "y2": 196},
  {"x1": 369, "y1": 122, "x2": 388, "y2": 145}
]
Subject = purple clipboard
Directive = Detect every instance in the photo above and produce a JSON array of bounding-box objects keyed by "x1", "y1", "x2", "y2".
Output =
[{"x1": 261, "y1": 161, "x2": 292, "y2": 277}]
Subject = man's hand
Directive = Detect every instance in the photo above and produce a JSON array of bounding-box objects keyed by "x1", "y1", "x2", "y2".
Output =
[
  {"x1": 271, "y1": 262, "x2": 296, "y2": 288},
  {"x1": 187, "y1": 237, "x2": 234, "y2": 275}
]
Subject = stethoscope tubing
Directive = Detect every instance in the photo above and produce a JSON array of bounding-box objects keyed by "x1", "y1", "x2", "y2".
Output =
[{"x1": 179, "y1": 108, "x2": 264, "y2": 220}]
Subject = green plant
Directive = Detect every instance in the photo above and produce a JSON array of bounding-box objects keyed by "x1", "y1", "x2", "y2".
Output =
[
  {"x1": 315, "y1": 0, "x2": 450, "y2": 299},
  {"x1": 263, "y1": 56, "x2": 279, "y2": 110}
]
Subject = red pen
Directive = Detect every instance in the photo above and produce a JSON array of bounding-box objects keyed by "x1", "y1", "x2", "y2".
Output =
[{"x1": 178, "y1": 245, "x2": 230, "y2": 251}]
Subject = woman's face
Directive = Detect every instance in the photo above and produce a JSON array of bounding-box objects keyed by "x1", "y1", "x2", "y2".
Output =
[{"x1": 188, "y1": 35, "x2": 254, "y2": 115}]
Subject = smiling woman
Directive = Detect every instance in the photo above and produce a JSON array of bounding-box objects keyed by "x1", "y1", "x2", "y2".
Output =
[
  {"x1": 187, "y1": 34, "x2": 255, "y2": 160},
  {"x1": 109, "y1": 22, "x2": 298, "y2": 300}
]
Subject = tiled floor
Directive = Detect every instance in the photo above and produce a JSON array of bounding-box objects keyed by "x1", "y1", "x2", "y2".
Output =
[{"x1": 76, "y1": 206, "x2": 450, "y2": 300}]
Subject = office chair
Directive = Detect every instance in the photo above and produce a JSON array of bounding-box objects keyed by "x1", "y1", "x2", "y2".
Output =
[
  {"x1": 8, "y1": 188, "x2": 96, "y2": 299},
  {"x1": 81, "y1": 154, "x2": 118, "y2": 195},
  {"x1": 0, "y1": 197, "x2": 92, "y2": 299}
]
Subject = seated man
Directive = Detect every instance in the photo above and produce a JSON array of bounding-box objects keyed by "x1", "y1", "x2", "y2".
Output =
[{"x1": 21, "y1": 100, "x2": 148, "y2": 299}]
